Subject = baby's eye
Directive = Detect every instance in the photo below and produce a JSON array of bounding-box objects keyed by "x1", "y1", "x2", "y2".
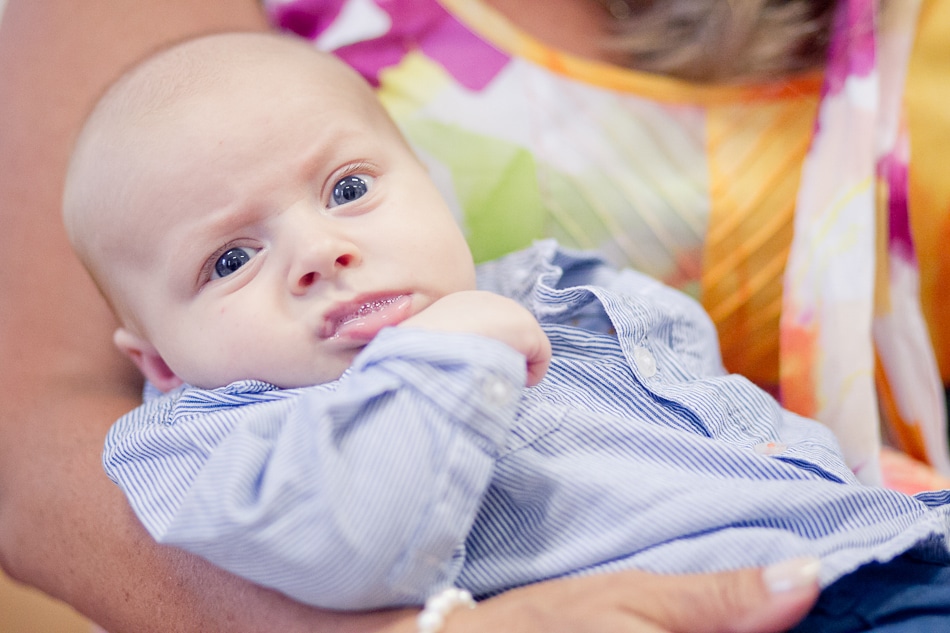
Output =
[
  {"x1": 330, "y1": 174, "x2": 374, "y2": 207},
  {"x1": 213, "y1": 246, "x2": 259, "y2": 279}
]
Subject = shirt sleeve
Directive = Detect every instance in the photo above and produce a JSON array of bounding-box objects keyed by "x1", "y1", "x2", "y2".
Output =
[{"x1": 103, "y1": 327, "x2": 526, "y2": 609}]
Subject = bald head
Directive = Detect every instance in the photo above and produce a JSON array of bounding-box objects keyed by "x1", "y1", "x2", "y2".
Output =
[{"x1": 62, "y1": 32, "x2": 391, "y2": 325}]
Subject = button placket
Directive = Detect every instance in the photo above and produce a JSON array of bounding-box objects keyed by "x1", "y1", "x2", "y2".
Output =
[
  {"x1": 753, "y1": 441, "x2": 788, "y2": 456},
  {"x1": 479, "y1": 374, "x2": 516, "y2": 407},
  {"x1": 632, "y1": 346, "x2": 657, "y2": 378}
]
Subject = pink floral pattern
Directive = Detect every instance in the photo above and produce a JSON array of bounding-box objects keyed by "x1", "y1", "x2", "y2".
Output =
[
  {"x1": 271, "y1": 0, "x2": 510, "y2": 89},
  {"x1": 781, "y1": 0, "x2": 947, "y2": 483},
  {"x1": 269, "y1": 0, "x2": 347, "y2": 39},
  {"x1": 879, "y1": 142, "x2": 915, "y2": 263},
  {"x1": 823, "y1": 0, "x2": 877, "y2": 97}
]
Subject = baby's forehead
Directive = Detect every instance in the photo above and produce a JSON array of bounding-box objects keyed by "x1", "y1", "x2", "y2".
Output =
[
  {"x1": 83, "y1": 34, "x2": 374, "y2": 188},
  {"x1": 117, "y1": 33, "x2": 356, "y2": 112}
]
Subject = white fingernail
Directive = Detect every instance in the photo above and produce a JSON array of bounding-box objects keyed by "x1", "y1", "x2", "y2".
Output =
[{"x1": 763, "y1": 557, "x2": 821, "y2": 593}]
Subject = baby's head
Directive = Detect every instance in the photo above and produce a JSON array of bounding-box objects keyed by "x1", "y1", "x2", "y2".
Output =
[{"x1": 64, "y1": 32, "x2": 476, "y2": 391}]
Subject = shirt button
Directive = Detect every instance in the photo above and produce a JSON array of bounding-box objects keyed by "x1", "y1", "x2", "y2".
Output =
[
  {"x1": 633, "y1": 347, "x2": 657, "y2": 378},
  {"x1": 481, "y1": 375, "x2": 515, "y2": 406},
  {"x1": 754, "y1": 441, "x2": 787, "y2": 456}
]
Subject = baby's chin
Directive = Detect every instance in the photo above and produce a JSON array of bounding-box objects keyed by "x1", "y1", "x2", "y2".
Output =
[
  {"x1": 259, "y1": 354, "x2": 361, "y2": 390},
  {"x1": 184, "y1": 347, "x2": 363, "y2": 391}
]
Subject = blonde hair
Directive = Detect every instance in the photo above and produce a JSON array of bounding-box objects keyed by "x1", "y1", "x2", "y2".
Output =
[{"x1": 603, "y1": 0, "x2": 846, "y2": 83}]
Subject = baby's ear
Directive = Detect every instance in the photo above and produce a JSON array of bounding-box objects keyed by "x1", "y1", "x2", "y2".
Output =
[{"x1": 113, "y1": 327, "x2": 183, "y2": 393}]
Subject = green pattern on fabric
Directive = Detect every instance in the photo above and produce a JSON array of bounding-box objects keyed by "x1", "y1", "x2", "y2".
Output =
[{"x1": 405, "y1": 121, "x2": 545, "y2": 263}]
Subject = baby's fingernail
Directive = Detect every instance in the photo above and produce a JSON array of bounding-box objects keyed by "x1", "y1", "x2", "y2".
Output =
[{"x1": 763, "y1": 557, "x2": 821, "y2": 593}]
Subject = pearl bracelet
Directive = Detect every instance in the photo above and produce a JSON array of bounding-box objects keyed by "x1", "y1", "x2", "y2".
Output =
[{"x1": 417, "y1": 588, "x2": 476, "y2": 633}]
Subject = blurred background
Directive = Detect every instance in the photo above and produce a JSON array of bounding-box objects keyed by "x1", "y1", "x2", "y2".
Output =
[{"x1": 0, "y1": 573, "x2": 95, "y2": 633}]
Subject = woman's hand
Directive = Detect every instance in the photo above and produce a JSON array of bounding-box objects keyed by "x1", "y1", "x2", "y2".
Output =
[{"x1": 450, "y1": 560, "x2": 820, "y2": 633}]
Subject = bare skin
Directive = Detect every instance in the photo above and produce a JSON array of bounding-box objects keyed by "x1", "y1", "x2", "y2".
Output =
[
  {"x1": 0, "y1": 1, "x2": 817, "y2": 631},
  {"x1": 484, "y1": 0, "x2": 621, "y2": 63}
]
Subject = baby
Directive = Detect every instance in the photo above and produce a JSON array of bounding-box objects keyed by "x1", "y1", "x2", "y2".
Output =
[{"x1": 65, "y1": 32, "x2": 950, "y2": 631}]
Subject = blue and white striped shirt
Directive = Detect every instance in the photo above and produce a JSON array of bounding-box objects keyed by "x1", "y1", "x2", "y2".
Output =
[{"x1": 104, "y1": 241, "x2": 950, "y2": 610}]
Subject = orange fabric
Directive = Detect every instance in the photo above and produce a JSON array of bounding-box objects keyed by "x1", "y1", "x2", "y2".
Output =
[
  {"x1": 704, "y1": 97, "x2": 819, "y2": 387},
  {"x1": 878, "y1": 355, "x2": 930, "y2": 464},
  {"x1": 881, "y1": 446, "x2": 950, "y2": 494},
  {"x1": 906, "y1": 0, "x2": 950, "y2": 385}
]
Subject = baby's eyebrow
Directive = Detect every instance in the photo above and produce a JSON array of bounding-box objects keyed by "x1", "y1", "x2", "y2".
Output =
[
  {"x1": 166, "y1": 202, "x2": 264, "y2": 287},
  {"x1": 202, "y1": 202, "x2": 265, "y2": 238}
]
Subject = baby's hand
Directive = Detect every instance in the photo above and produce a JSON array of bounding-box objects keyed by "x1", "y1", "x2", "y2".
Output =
[{"x1": 400, "y1": 291, "x2": 551, "y2": 386}]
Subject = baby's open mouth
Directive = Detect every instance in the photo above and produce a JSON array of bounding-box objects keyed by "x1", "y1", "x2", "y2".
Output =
[{"x1": 324, "y1": 295, "x2": 412, "y2": 341}]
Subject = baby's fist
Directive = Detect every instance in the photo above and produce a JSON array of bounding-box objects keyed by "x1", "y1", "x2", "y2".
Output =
[{"x1": 400, "y1": 291, "x2": 551, "y2": 386}]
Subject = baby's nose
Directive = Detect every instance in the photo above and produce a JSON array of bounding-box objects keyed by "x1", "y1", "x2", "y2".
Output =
[{"x1": 288, "y1": 237, "x2": 361, "y2": 295}]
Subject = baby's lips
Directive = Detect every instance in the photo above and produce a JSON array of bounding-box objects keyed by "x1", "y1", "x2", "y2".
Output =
[{"x1": 325, "y1": 294, "x2": 412, "y2": 340}]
